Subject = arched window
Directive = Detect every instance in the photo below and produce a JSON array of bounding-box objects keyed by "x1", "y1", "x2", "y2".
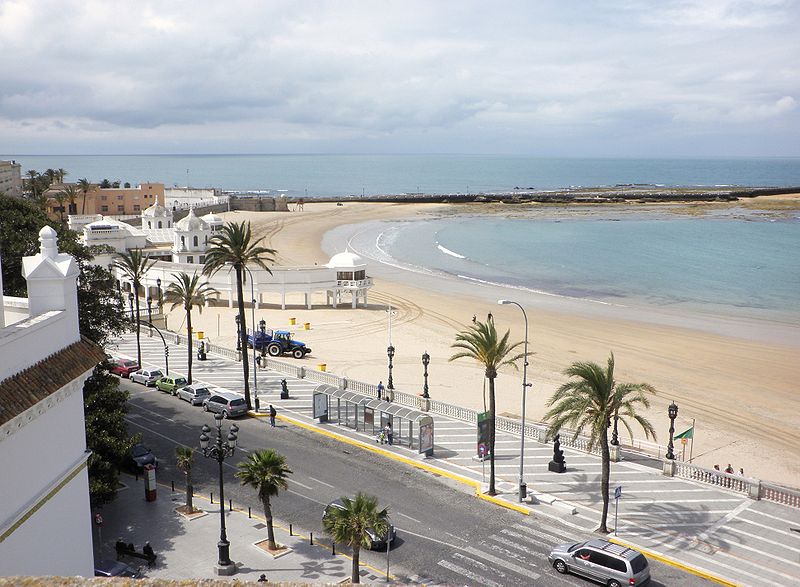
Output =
[
  {"x1": 205, "y1": 235, "x2": 208, "y2": 245},
  {"x1": 181, "y1": 236, "x2": 185, "y2": 248},
  {"x1": 193, "y1": 236, "x2": 198, "y2": 247},
  {"x1": 147, "y1": 221, "x2": 152, "y2": 229},
  {"x1": 158, "y1": 221, "x2": 162, "y2": 229}
]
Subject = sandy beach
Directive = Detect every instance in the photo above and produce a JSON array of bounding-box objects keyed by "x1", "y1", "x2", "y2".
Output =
[{"x1": 172, "y1": 198, "x2": 800, "y2": 486}]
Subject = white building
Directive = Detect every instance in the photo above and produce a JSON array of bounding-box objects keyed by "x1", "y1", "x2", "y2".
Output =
[
  {"x1": 172, "y1": 208, "x2": 211, "y2": 265},
  {"x1": 0, "y1": 160, "x2": 23, "y2": 198},
  {"x1": 0, "y1": 226, "x2": 105, "y2": 577}
]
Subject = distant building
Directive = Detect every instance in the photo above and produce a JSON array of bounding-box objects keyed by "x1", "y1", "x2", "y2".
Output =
[
  {"x1": 45, "y1": 182, "x2": 165, "y2": 219},
  {"x1": 0, "y1": 226, "x2": 105, "y2": 577},
  {"x1": 0, "y1": 160, "x2": 23, "y2": 198}
]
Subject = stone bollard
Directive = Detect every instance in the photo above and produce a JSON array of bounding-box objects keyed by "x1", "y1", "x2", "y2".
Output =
[
  {"x1": 747, "y1": 479, "x2": 761, "y2": 501},
  {"x1": 662, "y1": 459, "x2": 676, "y2": 477},
  {"x1": 536, "y1": 427, "x2": 547, "y2": 444}
]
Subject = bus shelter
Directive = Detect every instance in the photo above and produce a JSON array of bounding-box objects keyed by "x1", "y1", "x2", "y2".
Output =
[{"x1": 313, "y1": 384, "x2": 434, "y2": 456}]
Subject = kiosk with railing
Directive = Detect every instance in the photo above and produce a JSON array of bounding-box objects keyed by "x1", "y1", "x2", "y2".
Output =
[{"x1": 313, "y1": 384, "x2": 434, "y2": 456}]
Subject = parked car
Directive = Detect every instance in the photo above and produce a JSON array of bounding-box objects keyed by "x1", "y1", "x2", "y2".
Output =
[
  {"x1": 130, "y1": 369, "x2": 164, "y2": 386},
  {"x1": 156, "y1": 375, "x2": 188, "y2": 395},
  {"x1": 109, "y1": 358, "x2": 140, "y2": 378},
  {"x1": 323, "y1": 498, "x2": 396, "y2": 550},
  {"x1": 177, "y1": 384, "x2": 213, "y2": 405},
  {"x1": 548, "y1": 538, "x2": 650, "y2": 587},
  {"x1": 203, "y1": 391, "x2": 248, "y2": 418},
  {"x1": 94, "y1": 559, "x2": 142, "y2": 578},
  {"x1": 126, "y1": 443, "x2": 158, "y2": 472}
]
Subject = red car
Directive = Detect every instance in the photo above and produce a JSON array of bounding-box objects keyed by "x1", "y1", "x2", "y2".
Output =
[{"x1": 109, "y1": 358, "x2": 140, "y2": 378}]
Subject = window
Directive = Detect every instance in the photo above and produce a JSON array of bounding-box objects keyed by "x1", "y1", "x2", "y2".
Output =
[
  {"x1": 133, "y1": 204, "x2": 140, "y2": 211},
  {"x1": 205, "y1": 235, "x2": 208, "y2": 245},
  {"x1": 101, "y1": 195, "x2": 107, "y2": 201},
  {"x1": 117, "y1": 205, "x2": 124, "y2": 212},
  {"x1": 158, "y1": 221, "x2": 162, "y2": 229},
  {"x1": 630, "y1": 554, "x2": 648, "y2": 574},
  {"x1": 193, "y1": 236, "x2": 198, "y2": 247},
  {"x1": 181, "y1": 236, "x2": 185, "y2": 248},
  {"x1": 591, "y1": 552, "x2": 625, "y2": 572},
  {"x1": 199, "y1": 256, "x2": 205, "y2": 264},
  {"x1": 575, "y1": 549, "x2": 593, "y2": 562},
  {"x1": 187, "y1": 256, "x2": 194, "y2": 264},
  {"x1": 101, "y1": 205, "x2": 109, "y2": 212},
  {"x1": 117, "y1": 195, "x2": 123, "y2": 200},
  {"x1": 147, "y1": 221, "x2": 152, "y2": 229}
]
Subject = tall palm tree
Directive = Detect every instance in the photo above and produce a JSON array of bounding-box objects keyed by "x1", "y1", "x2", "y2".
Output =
[
  {"x1": 62, "y1": 185, "x2": 79, "y2": 216},
  {"x1": 44, "y1": 168, "x2": 57, "y2": 184},
  {"x1": 163, "y1": 272, "x2": 218, "y2": 384},
  {"x1": 322, "y1": 493, "x2": 389, "y2": 584},
  {"x1": 77, "y1": 178, "x2": 92, "y2": 214},
  {"x1": 236, "y1": 449, "x2": 292, "y2": 551},
  {"x1": 450, "y1": 317, "x2": 525, "y2": 495},
  {"x1": 175, "y1": 446, "x2": 195, "y2": 512},
  {"x1": 53, "y1": 190, "x2": 67, "y2": 223},
  {"x1": 25, "y1": 169, "x2": 39, "y2": 198},
  {"x1": 112, "y1": 249, "x2": 156, "y2": 367},
  {"x1": 544, "y1": 352, "x2": 657, "y2": 533},
  {"x1": 203, "y1": 221, "x2": 276, "y2": 410},
  {"x1": 57, "y1": 168, "x2": 68, "y2": 184}
]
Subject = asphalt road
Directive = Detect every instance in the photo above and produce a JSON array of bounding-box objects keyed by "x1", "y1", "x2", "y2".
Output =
[{"x1": 123, "y1": 379, "x2": 712, "y2": 586}]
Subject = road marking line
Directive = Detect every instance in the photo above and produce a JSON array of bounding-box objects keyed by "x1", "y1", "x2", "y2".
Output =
[
  {"x1": 462, "y1": 545, "x2": 541, "y2": 580},
  {"x1": 308, "y1": 476, "x2": 335, "y2": 489},
  {"x1": 290, "y1": 480, "x2": 314, "y2": 491},
  {"x1": 696, "y1": 500, "x2": 751, "y2": 543},
  {"x1": 438, "y1": 559, "x2": 504, "y2": 587},
  {"x1": 396, "y1": 511, "x2": 421, "y2": 523},
  {"x1": 512, "y1": 523, "x2": 568, "y2": 544},
  {"x1": 713, "y1": 545, "x2": 800, "y2": 584},
  {"x1": 500, "y1": 528, "x2": 551, "y2": 550}
]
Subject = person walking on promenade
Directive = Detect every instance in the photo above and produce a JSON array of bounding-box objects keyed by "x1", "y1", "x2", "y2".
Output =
[
  {"x1": 725, "y1": 464, "x2": 734, "y2": 474},
  {"x1": 377, "y1": 381, "x2": 384, "y2": 399},
  {"x1": 269, "y1": 404, "x2": 277, "y2": 427},
  {"x1": 386, "y1": 422, "x2": 393, "y2": 446}
]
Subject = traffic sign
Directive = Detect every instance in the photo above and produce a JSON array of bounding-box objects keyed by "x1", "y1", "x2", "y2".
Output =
[
  {"x1": 94, "y1": 513, "x2": 103, "y2": 526},
  {"x1": 478, "y1": 443, "x2": 487, "y2": 457},
  {"x1": 614, "y1": 486, "x2": 622, "y2": 500}
]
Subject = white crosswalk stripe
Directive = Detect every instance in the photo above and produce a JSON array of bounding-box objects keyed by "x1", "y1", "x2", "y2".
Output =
[
  {"x1": 438, "y1": 559, "x2": 505, "y2": 587},
  {"x1": 462, "y1": 545, "x2": 541, "y2": 580}
]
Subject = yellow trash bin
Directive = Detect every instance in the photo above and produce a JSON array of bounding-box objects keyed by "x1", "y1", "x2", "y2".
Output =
[
  {"x1": 304, "y1": 322, "x2": 311, "y2": 330},
  {"x1": 289, "y1": 317, "x2": 296, "y2": 325},
  {"x1": 196, "y1": 331, "x2": 204, "y2": 340},
  {"x1": 318, "y1": 363, "x2": 327, "y2": 372}
]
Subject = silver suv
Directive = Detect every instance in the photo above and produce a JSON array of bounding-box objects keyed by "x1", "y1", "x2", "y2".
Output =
[
  {"x1": 203, "y1": 391, "x2": 248, "y2": 418},
  {"x1": 548, "y1": 538, "x2": 650, "y2": 587}
]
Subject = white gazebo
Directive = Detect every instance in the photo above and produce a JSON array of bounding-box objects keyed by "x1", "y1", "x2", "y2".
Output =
[
  {"x1": 141, "y1": 202, "x2": 173, "y2": 230},
  {"x1": 172, "y1": 208, "x2": 211, "y2": 265},
  {"x1": 326, "y1": 250, "x2": 371, "y2": 308}
]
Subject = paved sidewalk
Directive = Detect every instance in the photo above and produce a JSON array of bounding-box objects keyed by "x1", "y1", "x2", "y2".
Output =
[
  {"x1": 111, "y1": 333, "x2": 800, "y2": 587},
  {"x1": 95, "y1": 474, "x2": 384, "y2": 584}
]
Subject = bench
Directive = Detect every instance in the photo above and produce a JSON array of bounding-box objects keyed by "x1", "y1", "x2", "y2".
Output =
[{"x1": 115, "y1": 541, "x2": 157, "y2": 567}]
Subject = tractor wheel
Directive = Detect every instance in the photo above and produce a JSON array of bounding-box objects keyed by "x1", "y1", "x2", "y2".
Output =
[
  {"x1": 267, "y1": 343, "x2": 282, "y2": 357},
  {"x1": 292, "y1": 348, "x2": 305, "y2": 359}
]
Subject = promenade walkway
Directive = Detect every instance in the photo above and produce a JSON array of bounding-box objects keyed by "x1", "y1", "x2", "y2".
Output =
[{"x1": 110, "y1": 333, "x2": 800, "y2": 586}]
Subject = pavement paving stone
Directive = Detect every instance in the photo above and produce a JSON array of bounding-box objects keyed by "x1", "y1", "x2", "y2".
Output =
[{"x1": 109, "y1": 334, "x2": 800, "y2": 586}]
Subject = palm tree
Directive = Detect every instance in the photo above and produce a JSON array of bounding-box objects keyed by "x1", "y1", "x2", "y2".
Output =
[
  {"x1": 236, "y1": 449, "x2": 292, "y2": 551},
  {"x1": 544, "y1": 352, "x2": 657, "y2": 533},
  {"x1": 77, "y1": 178, "x2": 92, "y2": 214},
  {"x1": 449, "y1": 317, "x2": 525, "y2": 495},
  {"x1": 57, "y1": 168, "x2": 68, "y2": 184},
  {"x1": 25, "y1": 169, "x2": 39, "y2": 198},
  {"x1": 45, "y1": 168, "x2": 57, "y2": 184},
  {"x1": 62, "y1": 185, "x2": 79, "y2": 216},
  {"x1": 112, "y1": 249, "x2": 156, "y2": 366},
  {"x1": 175, "y1": 446, "x2": 195, "y2": 512},
  {"x1": 163, "y1": 272, "x2": 218, "y2": 384},
  {"x1": 322, "y1": 493, "x2": 389, "y2": 584},
  {"x1": 53, "y1": 190, "x2": 67, "y2": 223},
  {"x1": 203, "y1": 221, "x2": 276, "y2": 410}
]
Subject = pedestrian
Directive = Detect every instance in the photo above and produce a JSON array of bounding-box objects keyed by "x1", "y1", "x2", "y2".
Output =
[
  {"x1": 724, "y1": 463, "x2": 734, "y2": 474},
  {"x1": 269, "y1": 404, "x2": 276, "y2": 427},
  {"x1": 386, "y1": 422, "x2": 393, "y2": 446},
  {"x1": 258, "y1": 573, "x2": 268, "y2": 582},
  {"x1": 377, "y1": 380, "x2": 384, "y2": 399},
  {"x1": 487, "y1": 312, "x2": 493, "y2": 322},
  {"x1": 383, "y1": 423, "x2": 391, "y2": 445},
  {"x1": 738, "y1": 467, "x2": 744, "y2": 476},
  {"x1": 471, "y1": 314, "x2": 476, "y2": 323}
]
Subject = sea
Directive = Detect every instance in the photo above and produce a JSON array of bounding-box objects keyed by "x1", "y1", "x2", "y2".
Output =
[{"x1": 6, "y1": 154, "x2": 800, "y2": 325}]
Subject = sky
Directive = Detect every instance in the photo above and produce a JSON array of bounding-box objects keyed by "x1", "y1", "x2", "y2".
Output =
[{"x1": 1, "y1": 0, "x2": 798, "y2": 157}]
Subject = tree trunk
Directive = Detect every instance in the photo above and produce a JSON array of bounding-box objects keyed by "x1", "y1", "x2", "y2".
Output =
[
  {"x1": 351, "y1": 545, "x2": 361, "y2": 584},
  {"x1": 263, "y1": 497, "x2": 276, "y2": 550},
  {"x1": 488, "y1": 376, "x2": 497, "y2": 496},
  {"x1": 186, "y1": 308, "x2": 193, "y2": 384},
  {"x1": 598, "y1": 428, "x2": 611, "y2": 533},
  {"x1": 81, "y1": 191, "x2": 87, "y2": 214},
  {"x1": 134, "y1": 281, "x2": 142, "y2": 367},
  {"x1": 185, "y1": 473, "x2": 193, "y2": 511},
  {"x1": 235, "y1": 266, "x2": 252, "y2": 410}
]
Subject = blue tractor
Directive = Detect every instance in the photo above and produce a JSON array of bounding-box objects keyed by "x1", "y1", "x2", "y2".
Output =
[{"x1": 247, "y1": 329, "x2": 311, "y2": 359}]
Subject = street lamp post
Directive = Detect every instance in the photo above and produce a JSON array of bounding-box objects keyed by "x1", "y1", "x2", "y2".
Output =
[
  {"x1": 666, "y1": 401, "x2": 678, "y2": 460},
  {"x1": 386, "y1": 345, "x2": 395, "y2": 401},
  {"x1": 146, "y1": 296, "x2": 153, "y2": 336},
  {"x1": 156, "y1": 277, "x2": 162, "y2": 310},
  {"x1": 498, "y1": 299, "x2": 532, "y2": 502},
  {"x1": 421, "y1": 351, "x2": 430, "y2": 399},
  {"x1": 128, "y1": 292, "x2": 135, "y2": 321},
  {"x1": 199, "y1": 414, "x2": 239, "y2": 575},
  {"x1": 610, "y1": 410, "x2": 620, "y2": 446},
  {"x1": 259, "y1": 319, "x2": 267, "y2": 366},
  {"x1": 235, "y1": 314, "x2": 242, "y2": 352}
]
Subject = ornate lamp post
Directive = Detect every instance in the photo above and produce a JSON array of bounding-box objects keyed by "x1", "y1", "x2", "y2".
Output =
[
  {"x1": 156, "y1": 277, "x2": 162, "y2": 310},
  {"x1": 235, "y1": 314, "x2": 242, "y2": 352},
  {"x1": 128, "y1": 292, "x2": 135, "y2": 321},
  {"x1": 386, "y1": 344, "x2": 395, "y2": 401},
  {"x1": 666, "y1": 401, "x2": 679, "y2": 460},
  {"x1": 610, "y1": 410, "x2": 620, "y2": 446},
  {"x1": 146, "y1": 296, "x2": 153, "y2": 336},
  {"x1": 259, "y1": 318, "x2": 267, "y2": 362},
  {"x1": 498, "y1": 299, "x2": 532, "y2": 502},
  {"x1": 421, "y1": 351, "x2": 430, "y2": 399},
  {"x1": 199, "y1": 414, "x2": 239, "y2": 575}
]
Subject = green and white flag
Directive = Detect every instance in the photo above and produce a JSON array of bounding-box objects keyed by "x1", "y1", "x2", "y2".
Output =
[{"x1": 674, "y1": 426, "x2": 694, "y2": 440}]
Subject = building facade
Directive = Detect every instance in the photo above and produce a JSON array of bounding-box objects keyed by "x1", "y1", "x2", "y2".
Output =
[
  {"x1": 46, "y1": 182, "x2": 165, "y2": 219},
  {"x1": 0, "y1": 160, "x2": 23, "y2": 198},
  {"x1": 0, "y1": 227, "x2": 105, "y2": 577}
]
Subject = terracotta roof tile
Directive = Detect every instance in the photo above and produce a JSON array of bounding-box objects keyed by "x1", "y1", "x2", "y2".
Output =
[{"x1": 0, "y1": 337, "x2": 107, "y2": 427}]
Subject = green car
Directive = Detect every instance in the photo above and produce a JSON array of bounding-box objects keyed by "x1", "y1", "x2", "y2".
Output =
[{"x1": 156, "y1": 375, "x2": 188, "y2": 395}]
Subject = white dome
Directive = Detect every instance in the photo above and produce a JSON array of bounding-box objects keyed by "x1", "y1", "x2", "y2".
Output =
[
  {"x1": 175, "y1": 208, "x2": 209, "y2": 232},
  {"x1": 326, "y1": 251, "x2": 364, "y2": 268},
  {"x1": 202, "y1": 212, "x2": 224, "y2": 225},
  {"x1": 142, "y1": 202, "x2": 170, "y2": 218}
]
